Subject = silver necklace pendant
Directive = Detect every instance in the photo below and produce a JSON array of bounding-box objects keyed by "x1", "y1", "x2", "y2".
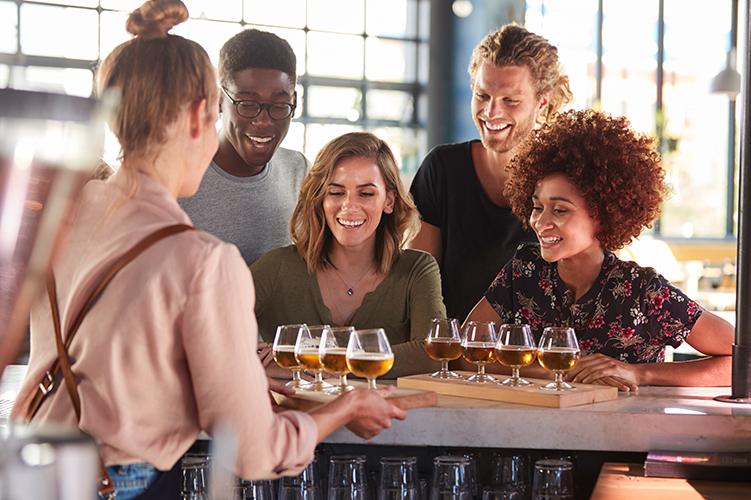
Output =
[{"x1": 347, "y1": 289, "x2": 354, "y2": 296}]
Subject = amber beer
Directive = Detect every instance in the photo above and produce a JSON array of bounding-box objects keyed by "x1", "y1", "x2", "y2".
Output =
[
  {"x1": 537, "y1": 348, "x2": 580, "y2": 371},
  {"x1": 296, "y1": 348, "x2": 324, "y2": 371},
  {"x1": 462, "y1": 342, "x2": 497, "y2": 365},
  {"x1": 273, "y1": 345, "x2": 300, "y2": 369},
  {"x1": 424, "y1": 338, "x2": 463, "y2": 361},
  {"x1": 497, "y1": 346, "x2": 536, "y2": 368},
  {"x1": 347, "y1": 353, "x2": 395, "y2": 379},
  {"x1": 321, "y1": 347, "x2": 349, "y2": 375}
]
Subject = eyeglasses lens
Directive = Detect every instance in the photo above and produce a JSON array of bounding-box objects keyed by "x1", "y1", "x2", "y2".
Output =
[{"x1": 237, "y1": 102, "x2": 293, "y2": 120}]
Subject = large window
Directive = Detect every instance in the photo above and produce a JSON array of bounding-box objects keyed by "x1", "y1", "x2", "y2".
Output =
[
  {"x1": 0, "y1": 0, "x2": 430, "y2": 173},
  {"x1": 526, "y1": 0, "x2": 736, "y2": 241}
]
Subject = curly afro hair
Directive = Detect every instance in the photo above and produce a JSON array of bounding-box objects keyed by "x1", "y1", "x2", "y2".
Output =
[
  {"x1": 218, "y1": 29, "x2": 296, "y2": 87},
  {"x1": 505, "y1": 109, "x2": 669, "y2": 251}
]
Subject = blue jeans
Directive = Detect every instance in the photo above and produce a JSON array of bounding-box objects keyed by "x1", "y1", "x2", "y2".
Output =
[{"x1": 106, "y1": 463, "x2": 161, "y2": 500}]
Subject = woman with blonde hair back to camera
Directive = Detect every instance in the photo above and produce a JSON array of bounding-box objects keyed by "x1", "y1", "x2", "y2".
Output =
[{"x1": 11, "y1": 2, "x2": 405, "y2": 498}]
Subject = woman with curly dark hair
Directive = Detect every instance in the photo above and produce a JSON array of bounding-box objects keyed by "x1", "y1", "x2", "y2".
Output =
[{"x1": 462, "y1": 109, "x2": 733, "y2": 391}]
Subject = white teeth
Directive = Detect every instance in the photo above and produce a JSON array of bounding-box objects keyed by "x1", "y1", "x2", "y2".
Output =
[
  {"x1": 485, "y1": 123, "x2": 510, "y2": 131},
  {"x1": 338, "y1": 219, "x2": 365, "y2": 228},
  {"x1": 541, "y1": 236, "x2": 562, "y2": 244},
  {"x1": 249, "y1": 136, "x2": 273, "y2": 143}
]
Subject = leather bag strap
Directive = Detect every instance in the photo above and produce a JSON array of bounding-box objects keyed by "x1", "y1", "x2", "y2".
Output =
[
  {"x1": 47, "y1": 270, "x2": 114, "y2": 496},
  {"x1": 25, "y1": 223, "x2": 194, "y2": 499},
  {"x1": 25, "y1": 223, "x2": 194, "y2": 422}
]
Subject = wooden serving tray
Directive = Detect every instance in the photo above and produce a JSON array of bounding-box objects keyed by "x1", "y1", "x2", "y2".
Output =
[
  {"x1": 397, "y1": 371, "x2": 617, "y2": 408},
  {"x1": 273, "y1": 380, "x2": 437, "y2": 412}
]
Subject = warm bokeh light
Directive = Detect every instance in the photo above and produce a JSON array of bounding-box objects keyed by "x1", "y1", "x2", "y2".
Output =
[{"x1": 528, "y1": 0, "x2": 734, "y2": 239}]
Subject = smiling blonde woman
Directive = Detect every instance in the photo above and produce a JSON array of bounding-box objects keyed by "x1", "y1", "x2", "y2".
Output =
[{"x1": 250, "y1": 132, "x2": 446, "y2": 378}]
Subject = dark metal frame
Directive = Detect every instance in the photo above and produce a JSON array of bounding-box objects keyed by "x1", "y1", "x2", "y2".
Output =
[
  {"x1": 1, "y1": 0, "x2": 429, "y2": 146},
  {"x1": 716, "y1": 0, "x2": 751, "y2": 403}
]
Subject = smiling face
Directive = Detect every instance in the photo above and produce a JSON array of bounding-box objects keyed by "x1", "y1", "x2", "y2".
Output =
[
  {"x1": 530, "y1": 173, "x2": 603, "y2": 265},
  {"x1": 322, "y1": 156, "x2": 396, "y2": 255},
  {"x1": 217, "y1": 68, "x2": 295, "y2": 176},
  {"x1": 471, "y1": 62, "x2": 549, "y2": 155}
]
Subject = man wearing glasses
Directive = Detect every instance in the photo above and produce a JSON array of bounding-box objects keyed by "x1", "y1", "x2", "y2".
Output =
[{"x1": 179, "y1": 29, "x2": 309, "y2": 266}]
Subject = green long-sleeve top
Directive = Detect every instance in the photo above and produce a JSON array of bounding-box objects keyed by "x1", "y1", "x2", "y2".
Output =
[{"x1": 249, "y1": 245, "x2": 446, "y2": 378}]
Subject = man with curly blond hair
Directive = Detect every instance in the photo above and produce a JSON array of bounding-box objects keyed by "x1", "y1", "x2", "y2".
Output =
[
  {"x1": 460, "y1": 110, "x2": 733, "y2": 391},
  {"x1": 408, "y1": 24, "x2": 572, "y2": 321}
]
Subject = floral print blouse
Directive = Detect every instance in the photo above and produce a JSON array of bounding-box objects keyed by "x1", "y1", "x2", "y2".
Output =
[{"x1": 484, "y1": 243, "x2": 703, "y2": 363}]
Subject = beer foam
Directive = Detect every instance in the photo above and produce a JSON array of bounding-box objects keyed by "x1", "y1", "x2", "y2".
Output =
[{"x1": 347, "y1": 352, "x2": 394, "y2": 360}]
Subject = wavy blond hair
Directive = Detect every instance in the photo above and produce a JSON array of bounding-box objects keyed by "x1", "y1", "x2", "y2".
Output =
[
  {"x1": 469, "y1": 24, "x2": 573, "y2": 125},
  {"x1": 291, "y1": 132, "x2": 420, "y2": 274}
]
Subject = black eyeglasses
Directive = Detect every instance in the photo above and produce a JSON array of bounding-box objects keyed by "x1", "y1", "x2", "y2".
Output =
[{"x1": 221, "y1": 87, "x2": 296, "y2": 120}]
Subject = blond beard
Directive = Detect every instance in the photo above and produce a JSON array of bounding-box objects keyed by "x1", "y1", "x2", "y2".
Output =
[{"x1": 476, "y1": 107, "x2": 538, "y2": 154}]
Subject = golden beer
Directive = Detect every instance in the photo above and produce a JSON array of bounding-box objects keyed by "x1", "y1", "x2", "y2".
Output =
[
  {"x1": 347, "y1": 353, "x2": 394, "y2": 379},
  {"x1": 497, "y1": 346, "x2": 536, "y2": 368},
  {"x1": 424, "y1": 338, "x2": 463, "y2": 361},
  {"x1": 321, "y1": 348, "x2": 349, "y2": 375},
  {"x1": 462, "y1": 342, "x2": 497, "y2": 365},
  {"x1": 537, "y1": 348, "x2": 580, "y2": 372},
  {"x1": 273, "y1": 346, "x2": 300, "y2": 369},
  {"x1": 296, "y1": 348, "x2": 324, "y2": 371}
]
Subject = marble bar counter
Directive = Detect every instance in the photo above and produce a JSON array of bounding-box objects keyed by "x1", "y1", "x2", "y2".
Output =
[{"x1": 323, "y1": 385, "x2": 751, "y2": 453}]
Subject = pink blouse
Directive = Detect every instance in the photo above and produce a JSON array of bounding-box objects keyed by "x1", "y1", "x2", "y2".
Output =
[{"x1": 11, "y1": 170, "x2": 317, "y2": 479}]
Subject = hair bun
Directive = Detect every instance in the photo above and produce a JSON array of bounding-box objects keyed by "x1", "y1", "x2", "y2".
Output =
[{"x1": 126, "y1": 0, "x2": 189, "y2": 40}]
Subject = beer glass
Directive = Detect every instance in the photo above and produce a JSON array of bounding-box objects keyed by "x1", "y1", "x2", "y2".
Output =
[
  {"x1": 346, "y1": 328, "x2": 394, "y2": 389},
  {"x1": 496, "y1": 324, "x2": 536, "y2": 386},
  {"x1": 482, "y1": 487, "x2": 520, "y2": 500},
  {"x1": 461, "y1": 321, "x2": 498, "y2": 383},
  {"x1": 429, "y1": 455, "x2": 472, "y2": 500},
  {"x1": 443, "y1": 451, "x2": 478, "y2": 500},
  {"x1": 181, "y1": 454, "x2": 210, "y2": 499},
  {"x1": 279, "y1": 460, "x2": 320, "y2": 500},
  {"x1": 236, "y1": 479, "x2": 274, "y2": 500},
  {"x1": 532, "y1": 459, "x2": 574, "y2": 500},
  {"x1": 295, "y1": 325, "x2": 333, "y2": 392},
  {"x1": 0, "y1": 89, "x2": 104, "y2": 374},
  {"x1": 273, "y1": 324, "x2": 312, "y2": 390},
  {"x1": 320, "y1": 325, "x2": 356, "y2": 394},
  {"x1": 537, "y1": 327, "x2": 580, "y2": 391},
  {"x1": 378, "y1": 456, "x2": 419, "y2": 500},
  {"x1": 424, "y1": 318, "x2": 463, "y2": 379},
  {"x1": 327, "y1": 454, "x2": 368, "y2": 500},
  {"x1": 491, "y1": 454, "x2": 530, "y2": 500}
]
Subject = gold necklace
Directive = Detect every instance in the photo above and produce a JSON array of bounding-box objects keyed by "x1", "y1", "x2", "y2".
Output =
[{"x1": 330, "y1": 264, "x2": 373, "y2": 296}]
